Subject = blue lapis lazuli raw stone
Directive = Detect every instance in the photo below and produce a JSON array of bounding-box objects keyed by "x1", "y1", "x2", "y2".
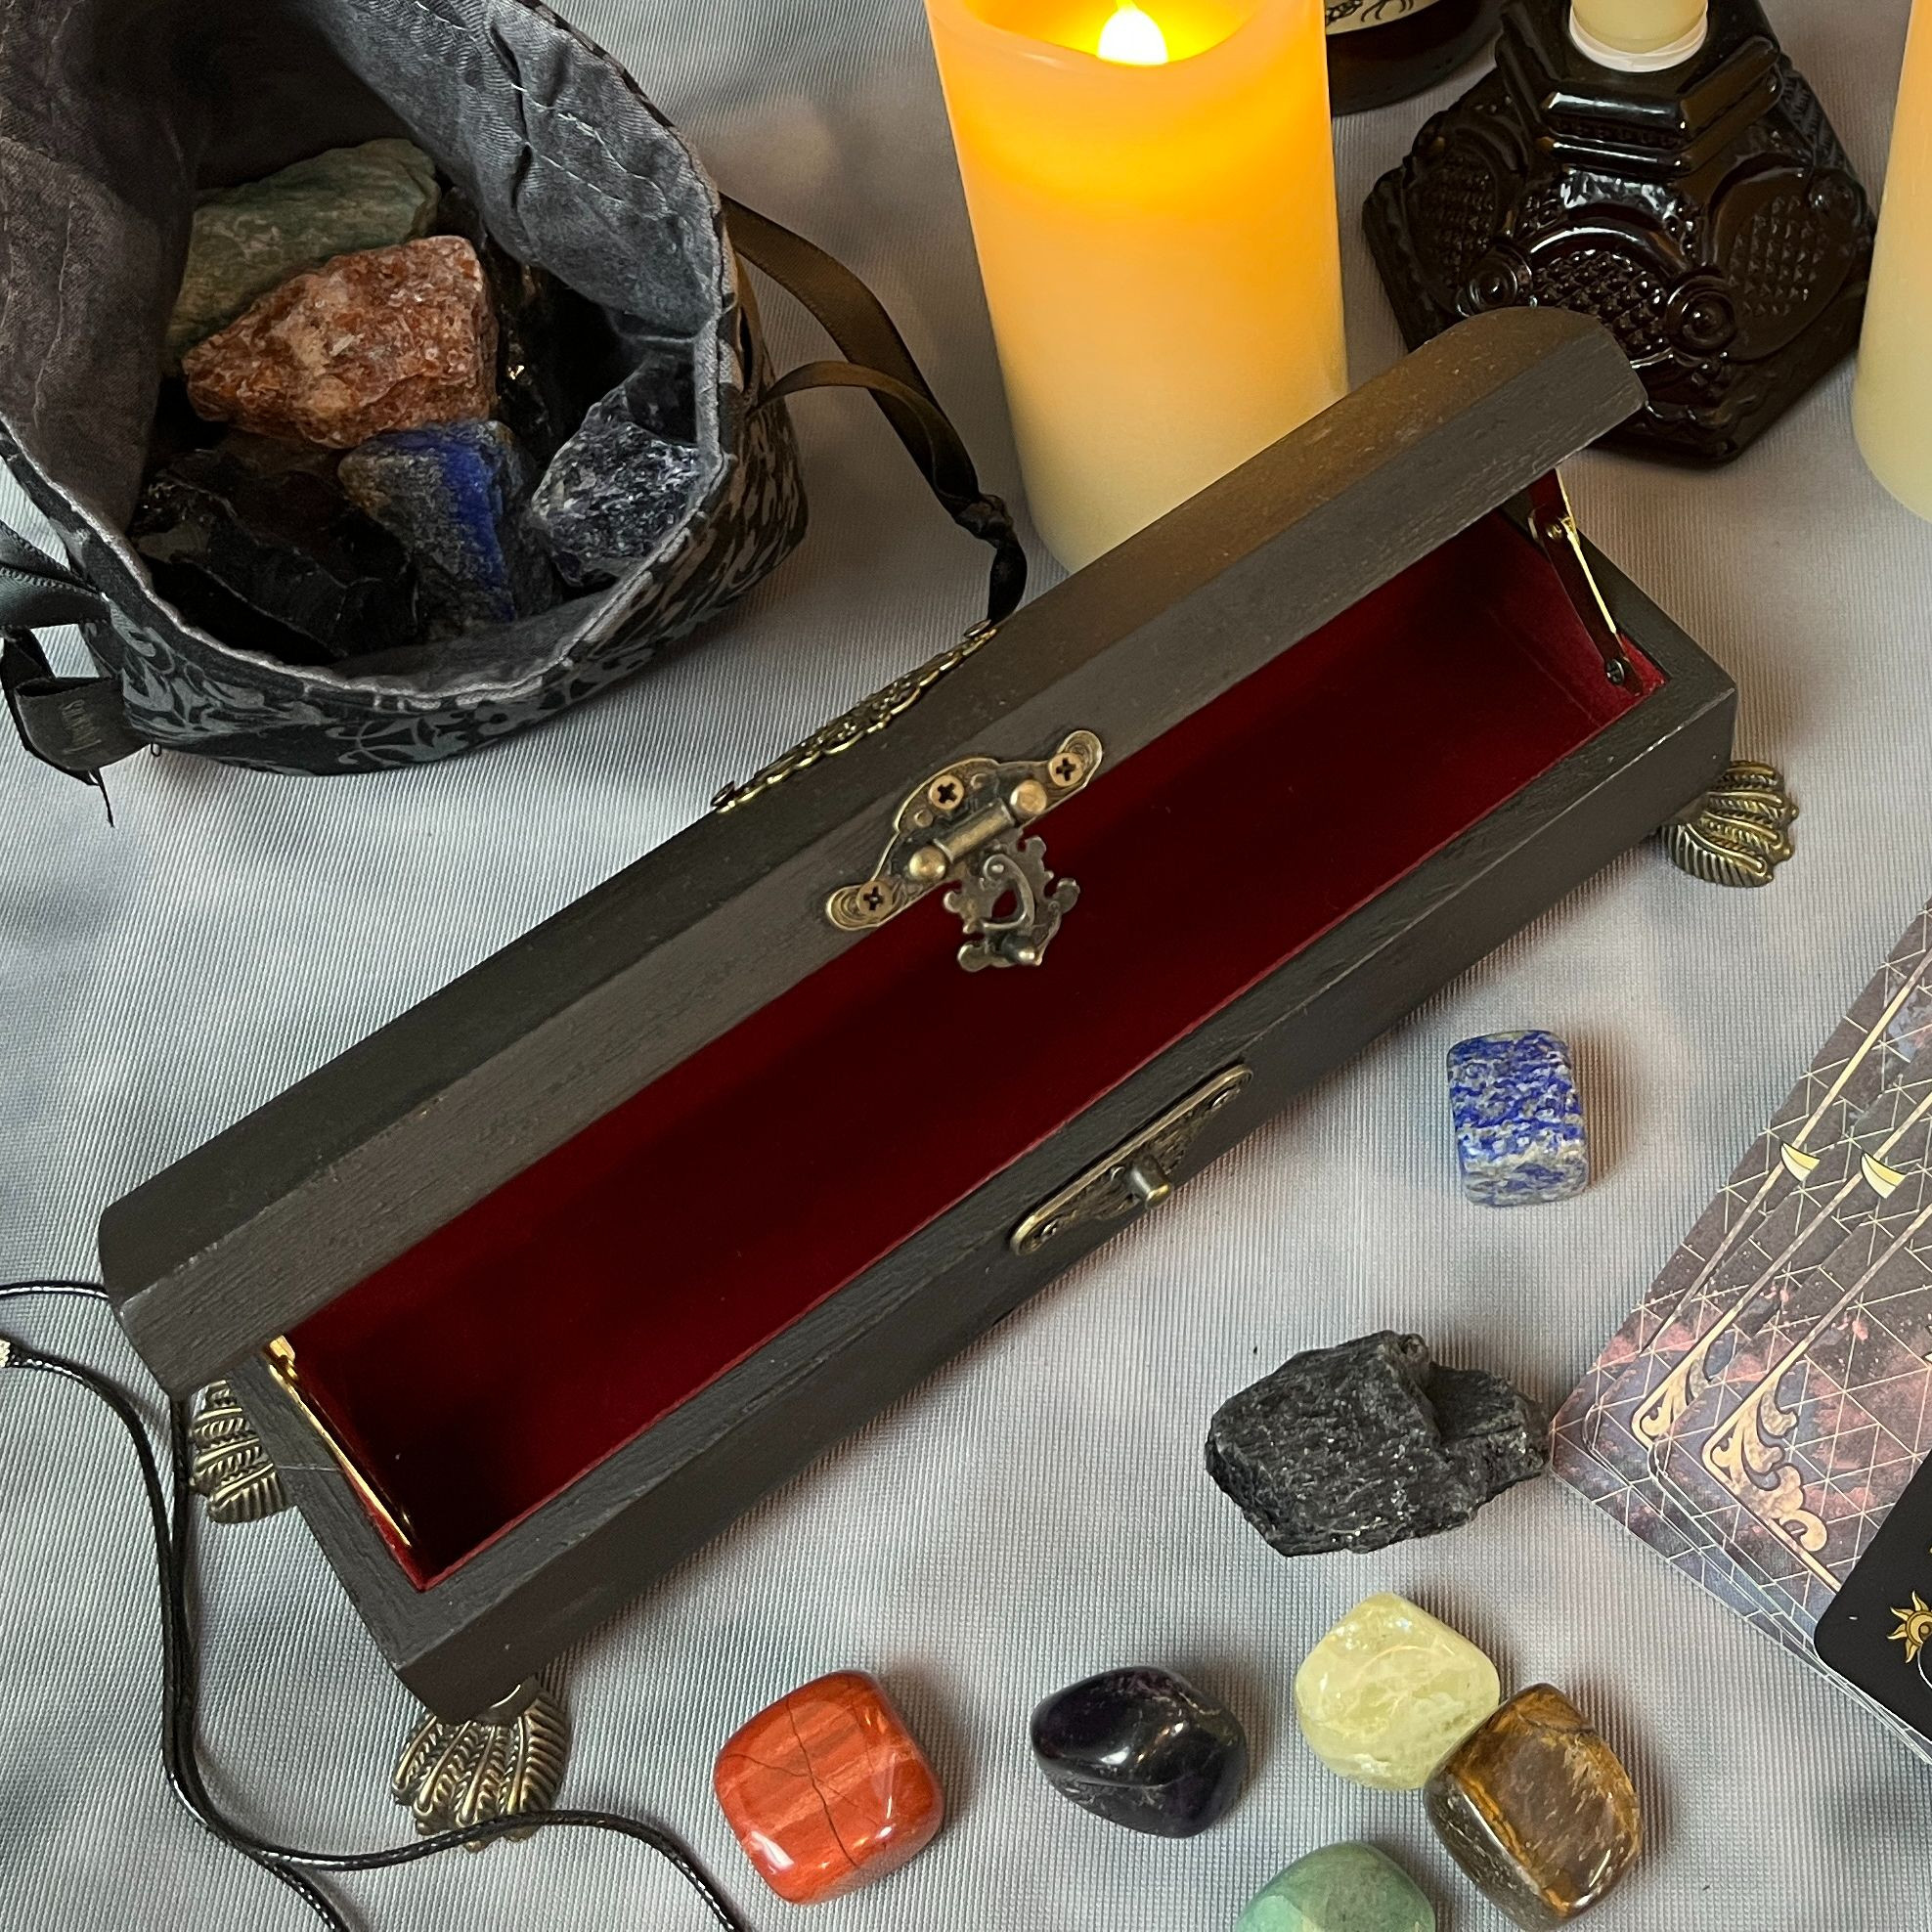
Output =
[
  {"x1": 1447, "y1": 1031, "x2": 1589, "y2": 1207},
  {"x1": 339, "y1": 419, "x2": 551, "y2": 632}
]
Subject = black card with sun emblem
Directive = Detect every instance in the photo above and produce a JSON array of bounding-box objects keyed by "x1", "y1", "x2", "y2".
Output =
[{"x1": 1814, "y1": 1451, "x2": 1932, "y2": 1746}]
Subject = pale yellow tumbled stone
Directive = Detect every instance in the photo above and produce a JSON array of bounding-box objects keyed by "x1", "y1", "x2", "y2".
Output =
[{"x1": 1294, "y1": 1593, "x2": 1501, "y2": 1791}]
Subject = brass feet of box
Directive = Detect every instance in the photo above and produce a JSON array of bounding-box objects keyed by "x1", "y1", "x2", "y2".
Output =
[
  {"x1": 392, "y1": 1680, "x2": 569, "y2": 1847},
  {"x1": 187, "y1": 1380, "x2": 289, "y2": 1523},
  {"x1": 1661, "y1": 761, "x2": 1797, "y2": 888}
]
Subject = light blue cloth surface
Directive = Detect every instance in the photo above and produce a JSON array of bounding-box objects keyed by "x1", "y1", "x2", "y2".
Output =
[{"x1": 4, "y1": 2, "x2": 1931, "y2": 1927}]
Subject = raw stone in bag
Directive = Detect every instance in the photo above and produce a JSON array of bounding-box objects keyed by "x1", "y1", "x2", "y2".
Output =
[{"x1": 0, "y1": 0, "x2": 807, "y2": 773}]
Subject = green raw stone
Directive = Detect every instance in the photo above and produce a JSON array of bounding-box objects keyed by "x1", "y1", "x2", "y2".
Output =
[
  {"x1": 1237, "y1": 1844, "x2": 1435, "y2": 1932},
  {"x1": 165, "y1": 139, "x2": 440, "y2": 371}
]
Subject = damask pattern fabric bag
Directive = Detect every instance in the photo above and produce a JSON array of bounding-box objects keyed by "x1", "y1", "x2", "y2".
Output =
[{"x1": 0, "y1": 0, "x2": 1017, "y2": 778}]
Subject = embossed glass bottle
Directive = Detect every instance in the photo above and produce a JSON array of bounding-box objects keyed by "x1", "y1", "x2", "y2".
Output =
[{"x1": 1326, "y1": 0, "x2": 1503, "y2": 113}]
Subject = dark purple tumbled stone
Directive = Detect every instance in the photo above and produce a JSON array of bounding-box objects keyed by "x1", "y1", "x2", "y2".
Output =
[{"x1": 1030, "y1": 1667, "x2": 1247, "y2": 1839}]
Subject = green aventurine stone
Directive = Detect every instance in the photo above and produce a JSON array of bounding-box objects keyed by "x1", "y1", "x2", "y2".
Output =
[
  {"x1": 1237, "y1": 1844, "x2": 1435, "y2": 1932},
  {"x1": 165, "y1": 139, "x2": 440, "y2": 371}
]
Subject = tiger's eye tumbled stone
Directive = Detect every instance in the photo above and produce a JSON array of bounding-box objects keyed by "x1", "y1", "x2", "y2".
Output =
[
  {"x1": 1236, "y1": 1843, "x2": 1435, "y2": 1932},
  {"x1": 1294, "y1": 1593, "x2": 1500, "y2": 1790},
  {"x1": 183, "y1": 237, "x2": 498, "y2": 450},
  {"x1": 165, "y1": 139, "x2": 440, "y2": 370},
  {"x1": 715, "y1": 1670, "x2": 944, "y2": 1904},
  {"x1": 1030, "y1": 1666, "x2": 1247, "y2": 1838},
  {"x1": 1425, "y1": 1686, "x2": 1640, "y2": 1929}
]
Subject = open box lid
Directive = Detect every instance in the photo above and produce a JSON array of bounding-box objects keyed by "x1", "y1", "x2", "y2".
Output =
[{"x1": 101, "y1": 308, "x2": 1646, "y2": 1393}]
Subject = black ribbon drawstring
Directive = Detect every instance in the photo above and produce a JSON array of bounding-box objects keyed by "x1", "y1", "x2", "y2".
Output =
[
  {"x1": 0, "y1": 1278, "x2": 755, "y2": 1932},
  {"x1": 727, "y1": 198, "x2": 1027, "y2": 625}
]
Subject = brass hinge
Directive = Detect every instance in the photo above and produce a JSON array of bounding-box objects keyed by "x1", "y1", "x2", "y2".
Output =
[
  {"x1": 712, "y1": 622, "x2": 999, "y2": 814},
  {"x1": 1011, "y1": 1065, "x2": 1252, "y2": 1254},
  {"x1": 1526, "y1": 471, "x2": 1632, "y2": 686},
  {"x1": 265, "y1": 1337, "x2": 416, "y2": 1549},
  {"x1": 827, "y1": 729, "x2": 1103, "y2": 971}
]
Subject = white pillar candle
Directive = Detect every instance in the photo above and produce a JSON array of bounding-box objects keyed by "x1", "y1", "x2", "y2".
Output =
[
  {"x1": 923, "y1": 0, "x2": 1346, "y2": 569},
  {"x1": 1569, "y1": 0, "x2": 1707, "y2": 70},
  {"x1": 1856, "y1": 0, "x2": 1932, "y2": 520}
]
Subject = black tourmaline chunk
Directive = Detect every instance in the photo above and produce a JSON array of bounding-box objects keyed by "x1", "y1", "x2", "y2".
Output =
[
  {"x1": 133, "y1": 437, "x2": 420, "y2": 664},
  {"x1": 1030, "y1": 1667, "x2": 1247, "y2": 1839},
  {"x1": 1206, "y1": 1332, "x2": 1547, "y2": 1558}
]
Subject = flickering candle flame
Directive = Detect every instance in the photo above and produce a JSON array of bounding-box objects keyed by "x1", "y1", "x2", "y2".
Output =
[
  {"x1": 1096, "y1": 2, "x2": 1169, "y2": 65},
  {"x1": 922, "y1": 0, "x2": 1345, "y2": 568}
]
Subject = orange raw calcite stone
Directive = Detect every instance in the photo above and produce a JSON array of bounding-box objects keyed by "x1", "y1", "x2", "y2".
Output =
[
  {"x1": 714, "y1": 1670, "x2": 944, "y2": 1904},
  {"x1": 182, "y1": 236, "x2": 497, "y2": 449}
]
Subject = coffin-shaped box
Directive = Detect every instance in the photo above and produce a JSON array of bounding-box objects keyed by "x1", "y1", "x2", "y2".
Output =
[{"x1": 100, "y1": 310, "x2": 1735, "y2": 1716}]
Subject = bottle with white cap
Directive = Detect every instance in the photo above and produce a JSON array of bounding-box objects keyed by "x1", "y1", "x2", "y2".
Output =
[{"x1": 1567, "y1": 0, "x2": 1707, "y2": 72}]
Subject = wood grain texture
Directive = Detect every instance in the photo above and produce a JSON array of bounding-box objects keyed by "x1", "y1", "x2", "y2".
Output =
[{"x1": 99, "y1": 308, "x2": 1734, "y2": 1715}]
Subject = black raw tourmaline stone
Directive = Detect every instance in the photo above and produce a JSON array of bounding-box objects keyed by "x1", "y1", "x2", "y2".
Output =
[
  {"x1": 1206, "y1": 1332, "x2": 1547, "y2": 1558},
  {"x1": 1030, "y1": 1667, "x2": 1247, "y2": 1839},
  {"x1": 133, "y1": 439, "x2": 420, "y2": 665}
]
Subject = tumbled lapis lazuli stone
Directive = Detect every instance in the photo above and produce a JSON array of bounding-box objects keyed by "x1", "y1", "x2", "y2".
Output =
[
  {"x1": 1448, "y1": 1031, "x2": 1589, "y2": 1208},
  {"x1": 340, "y1": 420, "x2": 552, "y2": 632}
]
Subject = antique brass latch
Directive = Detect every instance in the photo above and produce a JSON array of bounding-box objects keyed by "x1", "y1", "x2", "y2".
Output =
[
  {"x1": 1010, "y1": 1065, "x2": 1252, "y2": 1254},
  {"x1": 827, "y1": 729, "x2": 1103, "y2": 971}
]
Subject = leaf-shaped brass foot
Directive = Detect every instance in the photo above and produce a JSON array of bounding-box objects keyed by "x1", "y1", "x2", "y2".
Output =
[
  {"x1": 1661, "y1": 760, "x2": 1797, "y2": 888},
  {"x1": 392, "y1": 1681, "x2": 569, "y2": 1848},
  {"x1": 187, "y1": 1381, "x2": 289, "y2": 1524}
]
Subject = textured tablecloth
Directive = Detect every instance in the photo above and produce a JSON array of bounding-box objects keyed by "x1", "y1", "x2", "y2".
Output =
[{"x1": 5, "y1": 1, "x2": 1929, "y2": 1925}]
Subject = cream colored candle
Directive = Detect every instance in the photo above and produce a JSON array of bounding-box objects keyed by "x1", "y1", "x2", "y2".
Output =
[
  {"x1": 1569, "y1": 0, "x2": 1706, "y2": 68},
  {"x1": 924, "y1": 0, "x2": 1344, "y2": 568},
  {"x1": 1857, "y1": 0, "x2": 1932, "y2": 519}
]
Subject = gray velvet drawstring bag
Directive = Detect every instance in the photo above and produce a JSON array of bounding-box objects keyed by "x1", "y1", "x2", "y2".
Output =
[{"x1": 0, "y1": 0, "x2": 1021, "y2": 781}]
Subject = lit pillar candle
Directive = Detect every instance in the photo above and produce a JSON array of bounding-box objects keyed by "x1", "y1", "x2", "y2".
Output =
[
  {"x1": 1568, "y1": 0, "x2": 1707, "y2": 69},
  {"x1": 923, "y1": 0, "x2": 1345, "y2": 569},
  {"x1": 1857, "y1": 0, "x2": 1932, "y2": 520}
]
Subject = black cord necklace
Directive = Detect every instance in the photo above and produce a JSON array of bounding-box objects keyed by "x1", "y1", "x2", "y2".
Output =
[{"x1": 0, "y1": 1278, "x2": 754, "y2": 1932}]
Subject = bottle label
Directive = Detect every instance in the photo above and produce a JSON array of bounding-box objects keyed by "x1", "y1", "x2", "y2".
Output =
[{"x1": 1326, "y1": 0, "x2": 1446, "y2": 32}]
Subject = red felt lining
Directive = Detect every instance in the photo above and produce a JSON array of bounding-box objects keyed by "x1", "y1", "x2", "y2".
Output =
[{"x1": 286, "y1": 509, "x2": 1659, "y2": 1585}]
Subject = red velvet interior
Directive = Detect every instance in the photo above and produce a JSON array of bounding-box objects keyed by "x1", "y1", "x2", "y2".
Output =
[{"x1": 286, "y1": 510, "x2": 1660, "y2": 1586}]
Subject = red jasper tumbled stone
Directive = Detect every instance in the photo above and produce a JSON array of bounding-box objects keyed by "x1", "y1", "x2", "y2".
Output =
[{"x1": 714, "y1": 1670, "x2": 944, "y2": 1904}]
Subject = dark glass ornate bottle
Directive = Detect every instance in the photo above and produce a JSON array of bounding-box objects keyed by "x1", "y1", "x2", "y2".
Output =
[
  {"x1": 1363, "y1": 0, "x2": 1877, "y2": 464},
  {"x1": 1326, "y1": 0, "x2": 1505, "y2": 115}
]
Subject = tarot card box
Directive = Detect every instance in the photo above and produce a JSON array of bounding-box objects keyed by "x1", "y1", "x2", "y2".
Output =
[{"x1": 98, "y1": 310, "x2": 1737, "y2": 1717}]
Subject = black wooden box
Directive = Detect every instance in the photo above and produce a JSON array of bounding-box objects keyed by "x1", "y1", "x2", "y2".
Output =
[{"x1": 100, "y1": 310, "x2": 1736, "y2": 1718}]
